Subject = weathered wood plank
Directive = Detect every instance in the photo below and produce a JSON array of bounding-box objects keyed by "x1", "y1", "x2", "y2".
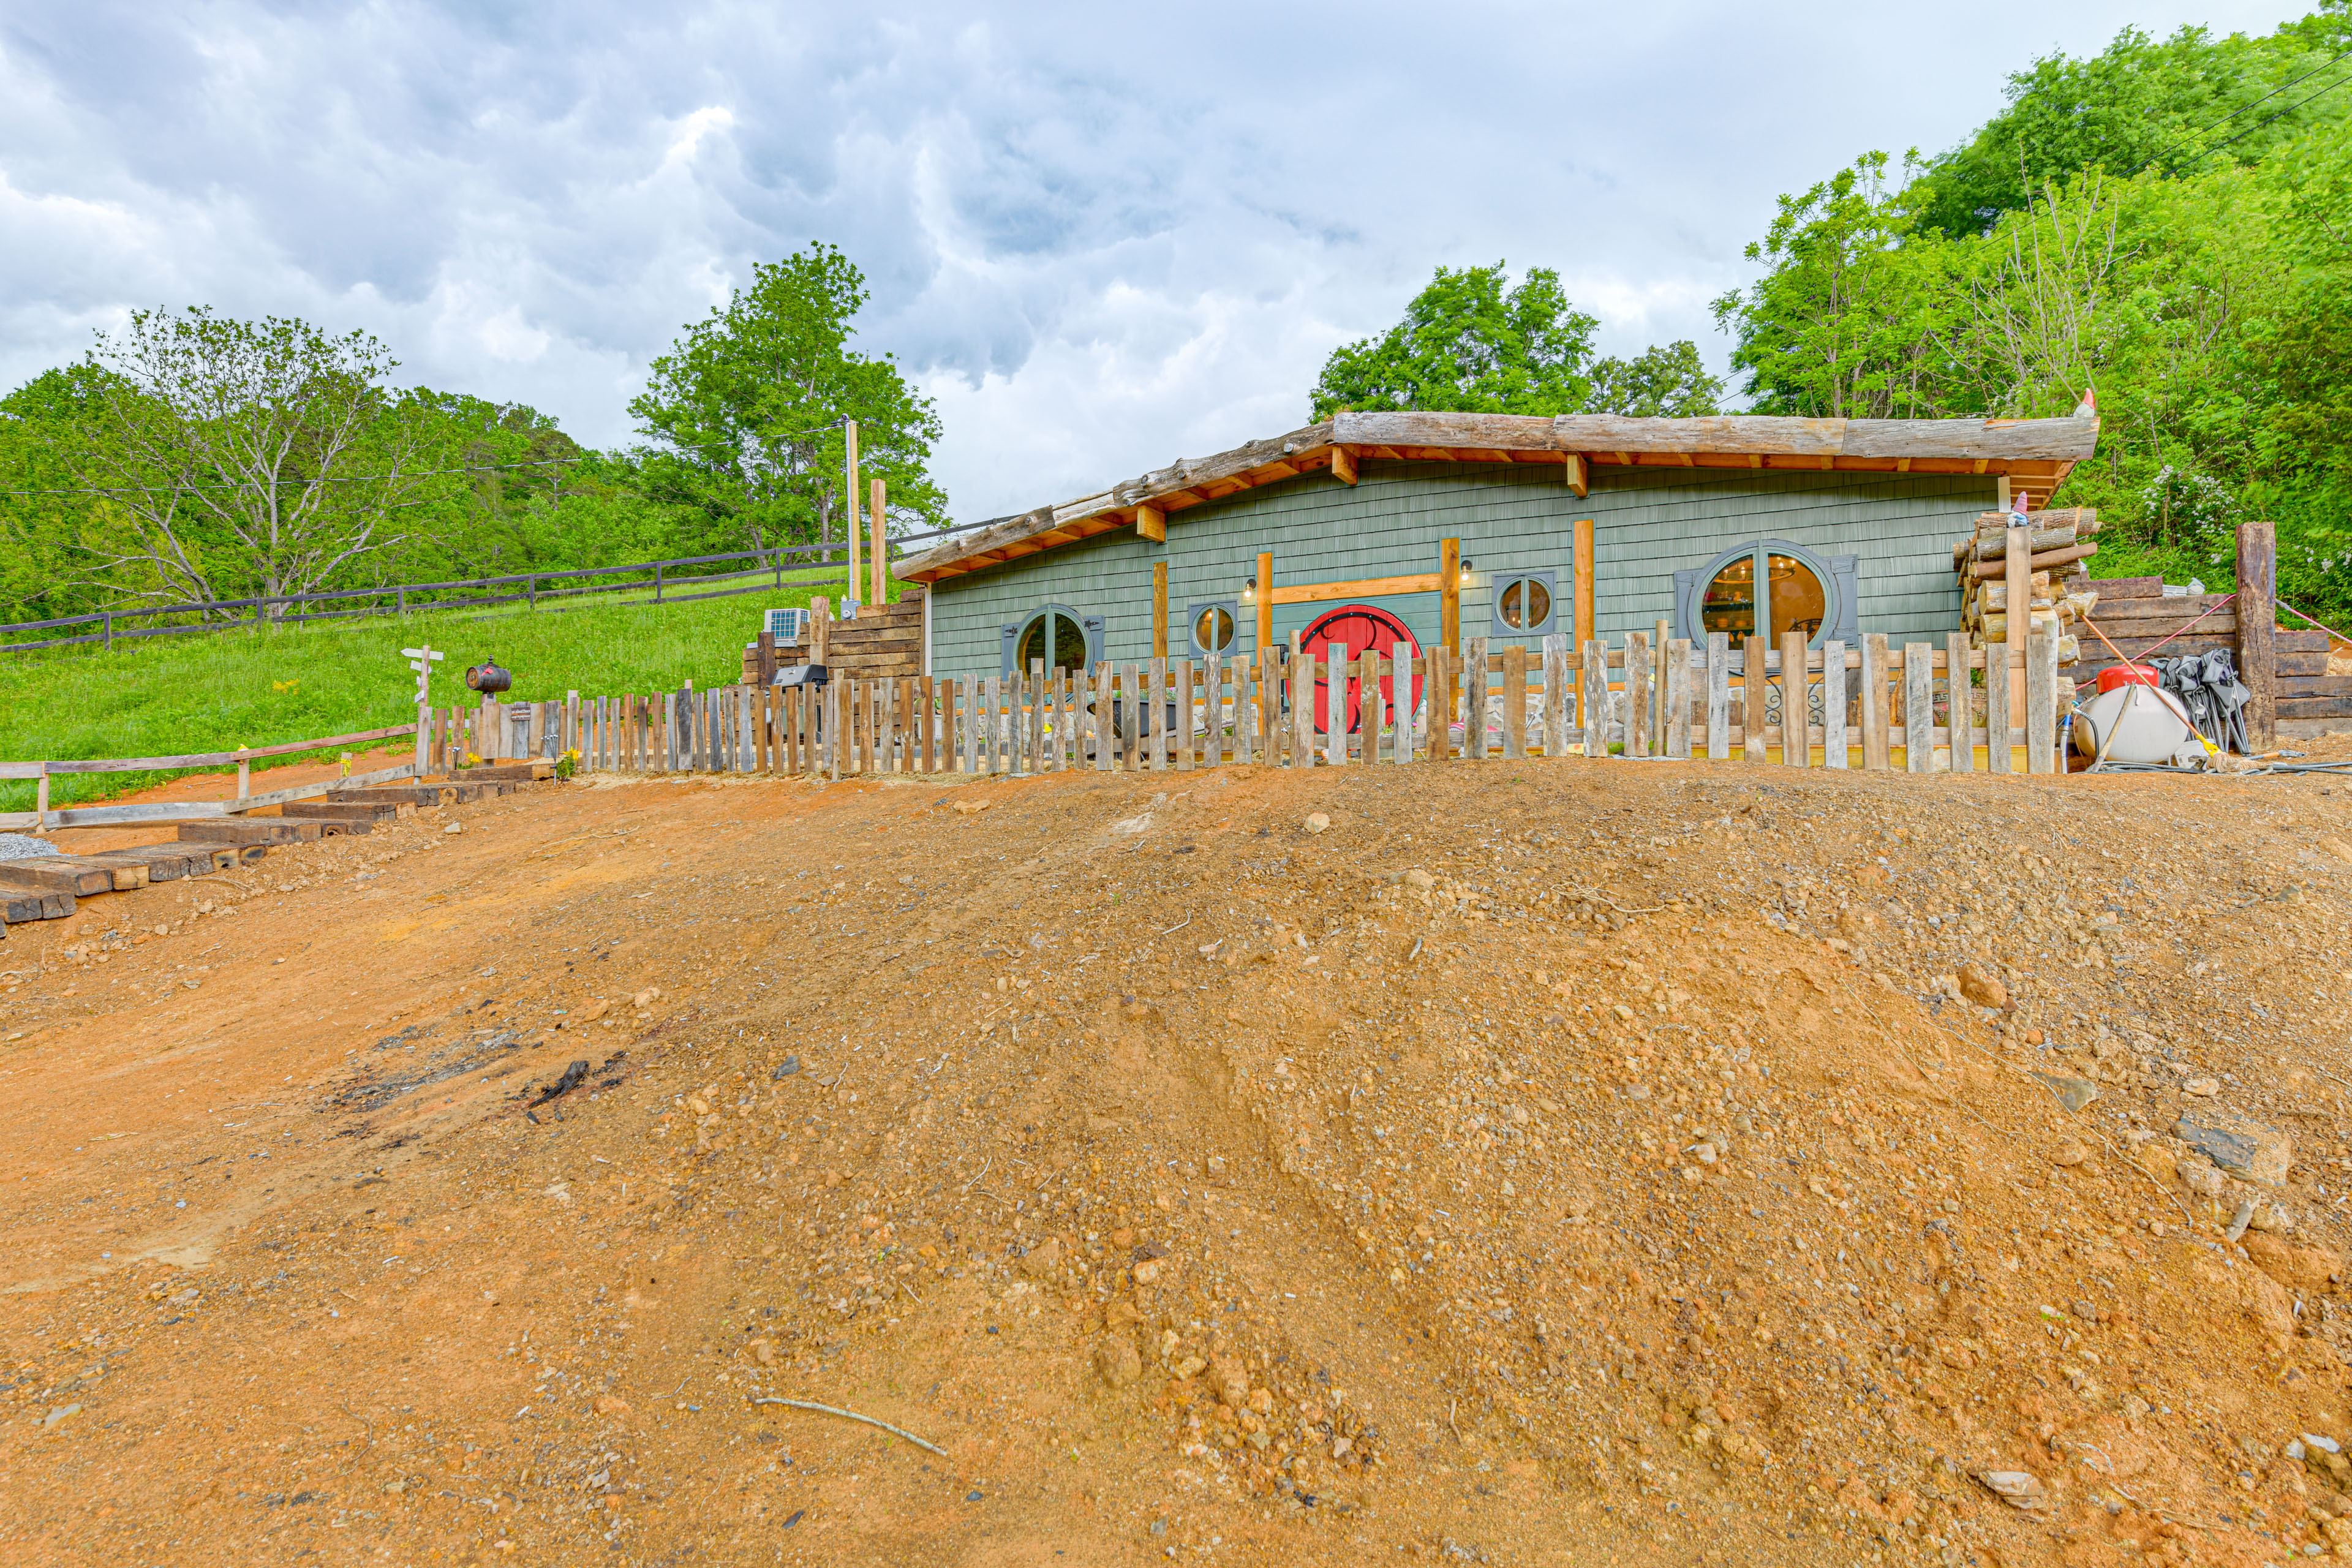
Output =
[
  {"x1": 1741, "y1": 636, "x2": 1768, "y2": 763},
  {"x1": 1985, "y1": 645, "x2": 2012, "y2": 773},
  {"x1": 1583, "y1": 641, "x2": 1608, "y2": 758},
  {"x1": 1664, "y1": 639, "x2": 1692, "y2": 760},
  {"x1": 1705, "y1": 632, "x2": 1730, "y2": 761},
  {"x1": 2027, "y1": 622, "x2": 2060, "y2": 774},
  {"x1": 1541, "y1": 635, "x2": 1569, "y2": 757},
  {"x1": 1903, "y1": 644, "x2": 1935, "y2": 772},
  {"x1": 1861, "y1": 635, "x2": 1892, "y2": 772},
  {"x1": 1464, "y1": 636, "x2": 1490, "y2": 760},
  {"x1": 1947, "y1": 631, "x2": 1975, "y2": 772},
  {"x1": 1623, "y1": 631, "x2": 1649, "y2": 759},
  {"x1": 1502, "y1": 644, "x2": 1528, "y2": 760},
  {"x1": 1779, "y1": 631, "x2": 1809, "y2": 767},
  {"x1": 1821, "y1": 639, "x2": 1848, "y2": 769}
]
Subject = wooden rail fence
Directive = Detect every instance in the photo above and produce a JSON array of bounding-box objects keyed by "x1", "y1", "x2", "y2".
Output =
[{"x1": 547, "y1": 626, "x2": 2070, "y2": 783}]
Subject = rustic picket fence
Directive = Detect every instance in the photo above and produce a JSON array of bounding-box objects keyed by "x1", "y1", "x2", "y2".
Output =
[{"x1": 533, "y1": 624, "x2": 2068, "y2": 782}]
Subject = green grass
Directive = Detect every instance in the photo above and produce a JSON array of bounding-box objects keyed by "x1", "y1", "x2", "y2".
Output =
[{"x1": 0, "y1": 583, "x2": 840, "y2": 812}]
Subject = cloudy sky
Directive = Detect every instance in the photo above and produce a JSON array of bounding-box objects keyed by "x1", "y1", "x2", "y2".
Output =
[{"x1": 0, "y1": 0, "x2": 2312, "y2": 522}]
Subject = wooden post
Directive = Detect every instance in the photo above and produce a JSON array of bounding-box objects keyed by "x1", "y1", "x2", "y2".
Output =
[
  {"x1": 2026, "y1": 621, "x2": 2059, "y2": 774},
  {"x1": 1152, "y1": 563, "x2": 1169, "y2": 661},
  {"x1": 1581, "y1": 640, "x2": 1608, "y2": 758},
  {"x1": 1860, "y1": 635, "x2": 1892, "y2": 771},
  {"x1": 2237, "y1": 518, "x2": 2277, "y2": 750},
  {"x1": 2005, "y1": 517, "x2": 2030, "y2": 723},
  {"x1": 810, "y1": 595, "x2": 832, "y2": 667},
  {"x1": 1323, "y1": 644, "x2": 1346, "y2": 767},
  {"x1": 1986, "y1": 643, "x2": 2013, "y2": 774},
  {"x1": 1256, "y1": 551, "x2": 1274, "y2": 657},
  {"x1": 237, "y1": 747, "x2": 251, "y2": 804},
  {"x1": 1705, "y1": 633, "x2": 1730, "y2": 761},
  {"x1": 1291, "y1": 639, "x2": 1314, "y2": 768},
  {"x1": 1651, "y1": 618, "x2": 1669, "y2": 755},
  {"x1": 1623, "y1": 631, "x2": 1649, "y2": 758},
  {"x1": 1382, "y1": 639, "x2": 1401, "y2": 761},
  {"x1": 1540, "y1": 635, "x2": 1567, "y2": 756},
  {"x1": 1464, "y1": 636, "x2": 1490, "y2": 760},
  {"x1": 1440, "y1": 538, "x2": 1461, "y2": 656},
  {"x1": 1741, "y1": 636, "x2": 1768, "y2": 763},
  {"x1": 1573, "y1": 519, "x2": 1596, "y2": 731},
  {"x1": 34, "y1": 764, "x2": 49, "y2": 834},
  {"x1": 1822, "y1": 641, "x2": 1848, "y2": 769},
  {"x1": 1903, "y1": 644, "x2": 1935, "y2": 772},
  {"x1": 845, "y1": 422, "x2": 861, "y2": 611},
  {"x1": 1779, "y1": 631, "x2": 1808, "y2": 767},
  {"x1": 758, "y1": 629, "x2": 778, "y2": 690},
  {"x1": 1947, "y1": 631, "x2": 1975, "y2": 772},
  {"x1": 1093, "y1": 663, "x2": 1114, "y2": 772},
  {"x1": 1665, "y1": 639, "x2": 1692, "y2": 759},
  {"x1": 872, "y1": 477, "x2": 889, "y2": 608},
  {"x1": 1358, "y1": 650, "x2": 1381, "y2": 764},
  {"x1": 1502, "y1": 643, "x2": 1527, "y2": 760}
]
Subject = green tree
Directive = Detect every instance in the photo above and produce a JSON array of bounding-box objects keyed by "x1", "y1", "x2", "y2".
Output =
[
  {"x1": 53, "y1": 307, "x2": 437, "y2": 618},
  {"x1": 1711, "y1": 152, "x2": 1964, "y2": 418},
  {"x1": 1585, "y1": 341, "x2": 1725, "y2": 417},
  {"x1": 1914, "y1": 15, "x2": 2352, "y2": 238},
  {"x1": 1310, "y1": 264, "x2": 1599, "y2": 419},
  {"x1": 627, "y1": 243, "x2": 945, "y2": 560}
]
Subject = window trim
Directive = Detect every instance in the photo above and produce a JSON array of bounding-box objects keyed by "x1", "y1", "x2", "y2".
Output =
[
  {"x1": 1673, "y1": 540, "x2": 1854, "y2": 649},
  {"x1": 999, "y1": 604, "x2": 1102, "y2": 676},
  {"x1": 1488, "y1": 569, "x2": 1558, "y2": 639},
  {"x1": 1186, "y1": 600, "x2": 1240, "y2": 659}
]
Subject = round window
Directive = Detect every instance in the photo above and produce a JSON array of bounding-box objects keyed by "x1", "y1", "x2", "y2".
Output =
[
  {"x1": 1015, "y1": 610, "x2": 1090, "y2": 674},
  {"x1": 1499, "y1": 577, "x2": 1551, "y2": 631},
  {"x1": 1687, "y1": 541, "x2": 1839, "y2": 647},
  {"x1": 1193, "y1": 605, "x2": 1234, "y2": 654}
]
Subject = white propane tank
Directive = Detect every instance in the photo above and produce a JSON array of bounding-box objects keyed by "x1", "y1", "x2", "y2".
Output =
[{"x1": 2072, "y1": 682, "x2": 2201, "y2": 764}]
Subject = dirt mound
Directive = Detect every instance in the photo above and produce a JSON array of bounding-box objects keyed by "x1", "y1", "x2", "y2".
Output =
[{"x1": 6, "y1": 758, "x2": 2352, "y2": 1566}]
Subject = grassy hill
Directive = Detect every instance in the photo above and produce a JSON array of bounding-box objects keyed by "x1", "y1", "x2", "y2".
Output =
[{"x1": 0, "y1": 585, "x2": 838, "y2": 812}]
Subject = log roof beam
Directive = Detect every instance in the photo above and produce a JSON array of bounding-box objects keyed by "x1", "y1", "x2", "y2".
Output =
[{"x1": 895, "y1": 409, "x2": 2099, "y2": 583}]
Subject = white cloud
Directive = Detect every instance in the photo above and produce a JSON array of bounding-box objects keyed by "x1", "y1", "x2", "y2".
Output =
[{"x1": 0, "y1": 0, "x2": 2314, "y2": 519}]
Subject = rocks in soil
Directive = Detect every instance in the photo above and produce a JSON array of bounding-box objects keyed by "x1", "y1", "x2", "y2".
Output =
[{"x1": 2177, "y1": 1112, "x2": 2292, "y2": 1184}]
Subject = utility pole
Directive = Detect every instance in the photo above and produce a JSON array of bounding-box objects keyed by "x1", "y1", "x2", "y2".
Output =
[{"x1": 845, "y1": 420, "x2": 861, "y2": 614}]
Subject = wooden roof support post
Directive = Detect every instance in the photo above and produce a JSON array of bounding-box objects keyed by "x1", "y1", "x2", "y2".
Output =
[
  {"x1": 1564, "y1": 453, "x2": 1588, "y2": 498},
  {"x1": 1441, "y1": 538, "x2": 1461, "y2": 654},
  {"x1": 1255, "y1": 552, "x2": 1274, "y2": 655},
  {"x1": 1572, "y1": 519, "x2": 1596, "y2": 731},
  {"x1": 1152, "y1": 562, "x2": 1169, "y2": 661},
  {"x1": 2237, "y1": 518, "x2": 2277, "y2": 750},
  {"x1": 1137, "y1": 502, "x2": 1167, "y2": 542},
  {"x1": 1331, "y1": 446, "x2": 1357, "y2": 486}
]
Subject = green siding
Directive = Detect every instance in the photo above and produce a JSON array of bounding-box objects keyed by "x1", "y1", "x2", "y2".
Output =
[{"x1": 926, "y1": 461, "x2": 1991, "y2": 676}]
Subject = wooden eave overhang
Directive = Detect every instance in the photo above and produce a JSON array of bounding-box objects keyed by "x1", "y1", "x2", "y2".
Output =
[{"x1": 895, "y1": 409, "x2": 2100, "y2": 585}]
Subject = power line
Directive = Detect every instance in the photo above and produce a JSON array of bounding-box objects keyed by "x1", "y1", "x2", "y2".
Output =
[{"x1": 2120, "y1": 42, "x2": 2352, "y2": 177}]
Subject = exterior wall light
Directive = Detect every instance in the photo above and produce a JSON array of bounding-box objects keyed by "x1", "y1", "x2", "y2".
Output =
[{"x1": 1460, "y1": 558, "x2": 1475, "y2": 586}]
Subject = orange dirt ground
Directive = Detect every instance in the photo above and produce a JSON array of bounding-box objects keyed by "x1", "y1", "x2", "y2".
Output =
[{"x1": 7, "y1": 752, "x2": 2352, "y2": 1567}]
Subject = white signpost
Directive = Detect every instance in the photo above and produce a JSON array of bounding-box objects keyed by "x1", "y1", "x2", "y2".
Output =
[{"x1": 404, "y1": 646, "x2": 444, "y2": 769}]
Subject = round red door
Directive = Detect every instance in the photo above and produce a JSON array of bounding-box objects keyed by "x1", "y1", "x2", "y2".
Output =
[{"x1": 1299, "y1": 605, "x2": 1422, "y2": 734}]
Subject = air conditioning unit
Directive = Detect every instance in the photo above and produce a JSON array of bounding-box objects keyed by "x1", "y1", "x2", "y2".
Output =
[{"x1": 761, "y1": 606, "x2": 810, "y2": 643}]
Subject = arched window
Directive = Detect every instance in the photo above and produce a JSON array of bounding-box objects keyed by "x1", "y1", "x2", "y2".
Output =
[
  {"x1": 1000, "y1": 605, "x2": 1101, "y2": 676},
  {"x1": 1673, "y1": 541, "x2": 1855, "y2": 649}
]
